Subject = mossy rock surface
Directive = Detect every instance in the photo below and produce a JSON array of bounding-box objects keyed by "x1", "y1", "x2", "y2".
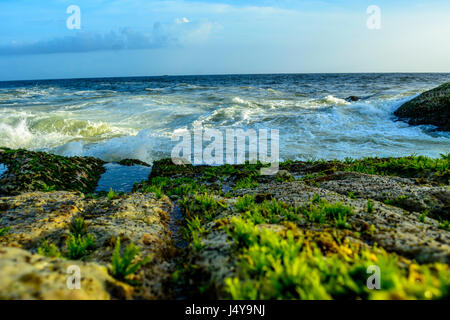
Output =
[
  {"x1": 394, "y1": 82, "x2": 450, "y2": 131},
  {"x1": 117, "y1": 159, "x2": 151, "y2": 167},
  {"x1": 0, "y1": 147, "x2": 106, "y2": 195}
]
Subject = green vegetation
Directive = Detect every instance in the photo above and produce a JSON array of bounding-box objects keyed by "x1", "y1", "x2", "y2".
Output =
[
  {"x1": 107, "y1": 188, "x2": 117, "y2": 200},
  {"x1": 419, "y1": 211, "x2": 428, "y2": 223},
  {"x1": 110, "y1": 238, "x2": 152, "y2": 282},
  {"x1": 235, "y1": 194, "x2": 256, "y2": 213},
  {"x1": 66, "y1": 234, "x2": 95, "y2": 260},
  {"x1": 234, "y1": 176, "x2": 259, "y2": 190},
  {"x1": 180, "y1": 193, "x2": 227, "y2": 221},
  {"x1": 438, "y1": 220, "x2": 450, "y2": 231},
  {"x1": 0, "y1": 226, "x2": 10, "y2": 237},
  {"x1": 348, "y1": 192, "x2": 356, "y2": 199},
  {"x1": 234, "y1": 194, "x2": 353, "y2": 227},
  {"x1": 223, "y1": 217, "x2": 450, "y2": 300},
  {"x1": 69, "y1": 217, "x2": 88, "y2": 237},
  {"x1": 344, "y1": 154, "x2": 449, "y2": 181},
  {"x1": 37, "y1": 240, "x2": 61, "y2": 258},
  {"x1": 40, "y1": 182, "x2": 56, "y2": 192},
  {"x1": 0, "y1": 147, "x2": 105, "y2": 195},
  {"x1": 136, "y1": 176, "x2": 209, "y2": 198},
  {"x1": 302, "y1": 198, "x2": 353, "y2": 226},
  {"x1": 367, "y1": 199, "x2": 374, "y2": 213},
  {"x1": 180, "y1": 193, "x2": 227, "y2": 251}
]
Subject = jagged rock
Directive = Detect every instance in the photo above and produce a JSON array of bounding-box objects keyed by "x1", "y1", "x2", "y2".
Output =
[
  {"x1": 345, "y1": 96, "x2": 361, "y2": 102},
  {"x1": 394, "y1": 82, "x2": 450, "y2": 131}
]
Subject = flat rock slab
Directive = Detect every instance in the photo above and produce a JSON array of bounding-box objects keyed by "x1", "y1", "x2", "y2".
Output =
[
  {"x1": 234, "y1": 181, "x2": 450, "y2": 264},
  {"x1": 0, "y1": 246, "x2": 132, "y2": 300},
  {"x1": 313, "y1": 171, "x2": 449, "y2": 219},
  {"x1": 0, "y1": 191, "x2": 175, "y2": 299}
]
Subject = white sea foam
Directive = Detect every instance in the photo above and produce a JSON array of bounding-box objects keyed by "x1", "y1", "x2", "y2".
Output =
[{"x1": 56, "y1": 129, "x2": 171, "y2": 164}]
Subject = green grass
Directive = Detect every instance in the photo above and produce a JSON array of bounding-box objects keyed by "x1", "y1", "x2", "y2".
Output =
[
  {"x1": 237, "y1": 198, "x2": 302, "y2": 225},
  {"x1": 142, "y1": 185, "x2": 164, "y2": 199},
  {"x1": 180, "y1": 193, "x2": 227, "y2": 221},
  {"x1": 223, "y1": 217, "x2": 450, "y2": 300},
  {"x1": 344, "y1": 154, "x2": 450, "y2": 179},
  {"x1": 181, "y1": 215, "x2": 207, "y2": 252},
  {"x1": 107, "y1": 187, "x2": 117, "y2": 200},
  {"x1": 41, "y1": 182, "x2": 56, "y2": 192},
  {"x1": 110, "y1": 238, "x2": 152, "y2": 282},
  {"x1": 302, "y1": 198, "x2": 354, "y2": 226},
  {"x1": 438, "y1": 220, "x2": 450, "y2": 231},
  {"x1": 69, "y1": 217, "x2": 88, "y2": 237},
  {"x1": 136, "y1": 176, "x2": 209, "y2": 197},
  {"x1": 66, "y1": 234, "x2": 95, "y2": 260},
  {"x1": 234, "y1": 195, "x2": 353, "y2": 227},
  {"x1": 234, "y1": 176, "x2": 259, "y2": 190},
  {"x1": 0, "y1": 226, "x2": 11, "y2": 237},
  {"x1": 419, "y1": 211, "x2": 428, "y2": 223},
  {"x1": 37, "y1": 240, "x2": 61, "y2": 258},
  {"x1": 367, "y1": 199, "x2": 374, "y2": 213},
  {"x1": 235, "y1": 194, "x2": 256, "y2": 213}
]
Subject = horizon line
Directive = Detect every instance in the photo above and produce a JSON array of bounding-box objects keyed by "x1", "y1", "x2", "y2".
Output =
[{"x1": 1, "y1": 71, "x2": 450, "y2": 83}]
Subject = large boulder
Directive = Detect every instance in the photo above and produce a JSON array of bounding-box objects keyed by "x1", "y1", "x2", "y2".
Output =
[{"x1": 394, "y1": 82, "x2": 450, "y2": 131}]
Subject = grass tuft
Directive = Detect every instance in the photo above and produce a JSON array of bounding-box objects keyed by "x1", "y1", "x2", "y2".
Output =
[
  {"x1": 110, "y1": 238, "x2": 152, "y2": 282},
  {"x1": 66, "y1": 234, "x2": 95, "y2": 260}
]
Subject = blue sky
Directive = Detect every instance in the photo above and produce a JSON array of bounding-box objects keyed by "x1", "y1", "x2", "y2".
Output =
[{"x1": 0, "y1": 0, "x2": 449, "y2": 80}]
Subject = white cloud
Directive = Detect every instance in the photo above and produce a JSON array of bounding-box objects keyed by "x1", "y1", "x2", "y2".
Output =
[{"x1": 175, "y1": 17, "x2": 190, "y2": 24}]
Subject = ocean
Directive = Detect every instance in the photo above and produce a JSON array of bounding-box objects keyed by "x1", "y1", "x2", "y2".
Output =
[{"x1": 0, "y1": 73, "x2": 449, "y2": 165}]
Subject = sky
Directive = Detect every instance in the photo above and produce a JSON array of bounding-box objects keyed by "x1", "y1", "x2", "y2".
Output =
[{"x1": 0, "y1": 0, "x2": 449, "y2": 81}]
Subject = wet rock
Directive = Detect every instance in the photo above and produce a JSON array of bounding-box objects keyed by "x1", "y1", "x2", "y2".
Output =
[
  {"x1": 394, "y1": 82, "x2": 450, "y2": 131},
  {"x1": 345, "y1": 96, "x2": 361, "y2": 102},
  {"x1": 275, "y1": 170, "x2": 294, "y2": 181},
  {"x1": 117, "y1": 159, "x2": 151, "y2": 167},
  {"x1": 0, "y1": 147, "x2": 105, "y2": 195}
]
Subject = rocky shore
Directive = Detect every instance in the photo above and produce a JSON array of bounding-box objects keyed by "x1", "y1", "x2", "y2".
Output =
[
  {"x1": 394, "y1": 82, "x2": 450, "y2": 131},
  {"x1": 0, "y1": 148, "x2": 449, "y2": 300}
]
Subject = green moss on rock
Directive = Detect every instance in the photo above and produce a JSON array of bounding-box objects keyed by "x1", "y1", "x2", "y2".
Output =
[{"x1": 0, "y1": 147, "x2": 106, "y2": 195}]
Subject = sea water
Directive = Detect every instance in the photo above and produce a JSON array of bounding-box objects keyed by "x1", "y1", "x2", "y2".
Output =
[{"x1": 0, "y1": 73, "x2": 449, "y2": 164}]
